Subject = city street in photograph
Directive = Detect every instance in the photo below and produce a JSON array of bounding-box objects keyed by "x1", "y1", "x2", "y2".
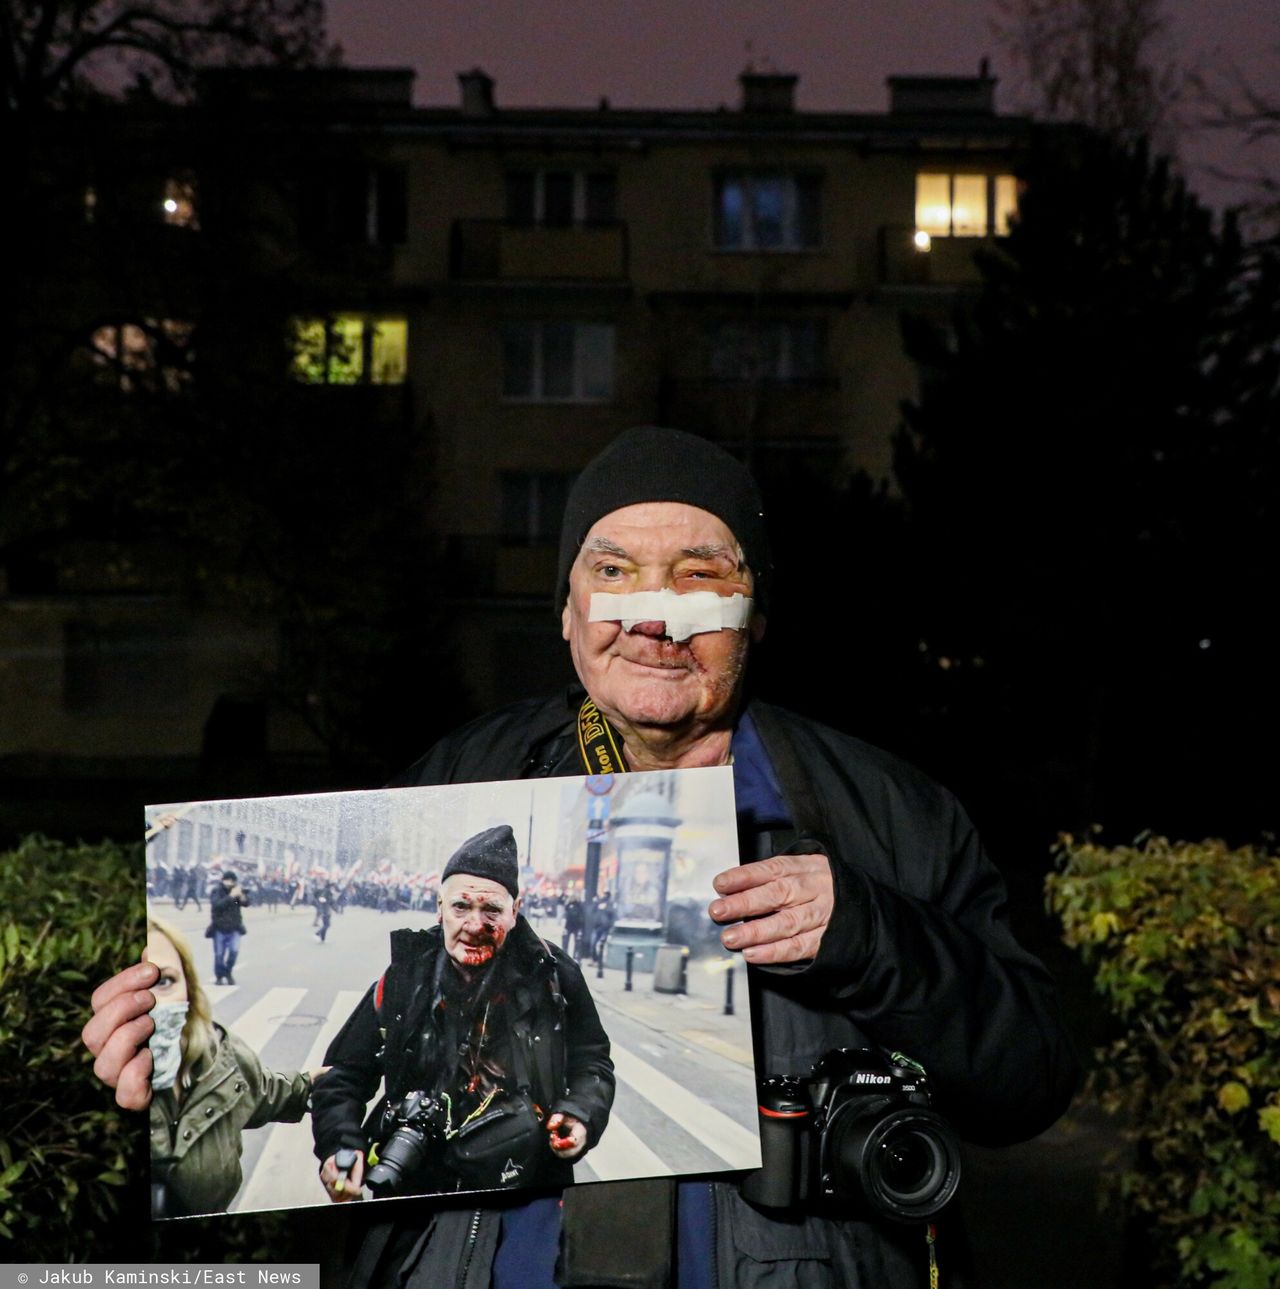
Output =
[{"x1": 144, "y1": 766, "x2": 759, "y2": 1216}]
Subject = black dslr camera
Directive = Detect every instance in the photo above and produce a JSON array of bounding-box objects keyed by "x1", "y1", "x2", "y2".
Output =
[
  {"x1": 366, "y1": 1086, "x2": 546, "y2": 1196},
  {"x1": 742, "y1": 1049, "x2": 961, "y2": 1223},
  {"x1": 365, "y1": 1089, "x2": 450, "y2": 1196}
]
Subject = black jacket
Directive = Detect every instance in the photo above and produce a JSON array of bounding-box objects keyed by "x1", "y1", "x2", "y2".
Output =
[
  {"x1": 346, "y1": 691, "x2": 1078, "y2": 1288},
  {"x1": 209, "y1": 885, "x2": 248, "y2": 934},
  {"x1": 312, "y1": 915, "x2": 615, "y2": 1193}
]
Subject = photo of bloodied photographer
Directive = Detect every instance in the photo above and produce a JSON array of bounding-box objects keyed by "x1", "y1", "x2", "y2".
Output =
[{"x1": 143, "y1": 766, "x2": 759, "y2": 1217}]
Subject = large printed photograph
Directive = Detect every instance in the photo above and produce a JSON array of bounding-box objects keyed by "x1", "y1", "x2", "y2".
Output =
[{"x1": 143, "y1": 766, "x2": 759, "y2": 1217}]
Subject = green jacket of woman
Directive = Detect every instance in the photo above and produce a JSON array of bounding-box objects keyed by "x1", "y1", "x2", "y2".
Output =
[{"x1": 150, "y1": 1023, "x2": 311, "y2": 1216}]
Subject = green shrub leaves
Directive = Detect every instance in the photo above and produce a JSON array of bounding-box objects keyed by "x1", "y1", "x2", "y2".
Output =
[{"x1": 1049, "y1": 835, "x2": 1280, "y2": 1287}]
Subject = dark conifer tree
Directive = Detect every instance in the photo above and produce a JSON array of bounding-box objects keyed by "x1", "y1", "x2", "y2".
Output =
[{"x1": 894, "y1": 125, "x2": 1275, "y2": 838}]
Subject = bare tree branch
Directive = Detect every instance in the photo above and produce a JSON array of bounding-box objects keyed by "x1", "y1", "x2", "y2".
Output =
[{"x1": 992, "y1": 0, "x2": 1185, "y2": 151}]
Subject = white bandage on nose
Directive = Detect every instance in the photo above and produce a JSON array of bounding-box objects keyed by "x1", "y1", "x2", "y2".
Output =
[{"x1": 588, "y1": 590, "x2": 753, "y2": 642}]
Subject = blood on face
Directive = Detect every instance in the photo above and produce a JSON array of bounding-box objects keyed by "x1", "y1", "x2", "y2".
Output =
[{"x1": 438, "y1": 874, "x2": 519, "y2": 970}]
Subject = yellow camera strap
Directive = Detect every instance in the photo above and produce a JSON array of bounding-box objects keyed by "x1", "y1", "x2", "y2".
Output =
[{"x1": 576, "y1": 696, "x2": 626, "y2": 775}]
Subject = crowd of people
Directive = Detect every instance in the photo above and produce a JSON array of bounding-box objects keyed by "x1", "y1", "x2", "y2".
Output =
[{"x1": 147, "y1": 861, "x2": 620, "y2": 958}]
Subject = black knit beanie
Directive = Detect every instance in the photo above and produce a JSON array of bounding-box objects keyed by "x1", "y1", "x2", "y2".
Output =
[
  {"x1": 441, "y1": 824, "x2": 520, "y2": 898},
  {"x1": 555, "y1": 427, "x2": 771, "y2": 613}
]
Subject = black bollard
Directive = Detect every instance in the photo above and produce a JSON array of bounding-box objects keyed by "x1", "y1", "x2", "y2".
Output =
[
  {"x1": 724, "y1": 964, "x2": 735, "y2": 1016},
  {"x1": 596, "y1": 947, "x2": 605, "y2": 980},
  {"x1": 625, "y1": 946, "x2": 634, "y2": 992},
  {"x1": 679, "y1": 949, "x2": 689, "y2": 995}
]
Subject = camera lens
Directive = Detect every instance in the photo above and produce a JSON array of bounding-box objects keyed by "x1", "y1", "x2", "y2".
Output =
[
  {"x1": 878, "y1": 1129, "x2": 942, "y2": 1200},
  {"x1": 365, "y1": 1125, "x2": 431, "y2": 1196},
  {"x1": 829, "y1": 1105, "x2": 961, "y2": 1222}
]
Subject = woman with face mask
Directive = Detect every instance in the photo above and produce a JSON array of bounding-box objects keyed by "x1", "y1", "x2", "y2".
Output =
[{"x1": 147, "y1": 916, "x2": 323, "y2": 1217}]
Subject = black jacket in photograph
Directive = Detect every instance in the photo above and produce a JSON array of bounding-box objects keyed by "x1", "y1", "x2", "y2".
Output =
[{"x1": 312, "y1": 914, "x2": 615, "y2": 1194}]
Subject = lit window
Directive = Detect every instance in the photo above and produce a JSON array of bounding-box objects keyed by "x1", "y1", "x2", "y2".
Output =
[
  {"x1": 916, "y1": 173, "x2": 1018, "y2": 237},
  {"x1": 993, "y1": 175, "x2": 1018, "y2": 235},
  {"x1": 289, "y1": 315, "x2": 408, "y2": 385},
  {"x1": 90, "y1": 319, "x2": 193, "y2": 392},
  {"x1": 708, "y1": 320, "x2": 823, "y2": 383},
  {"x1": 501, "y1": 321, "x2": 615, "y2": 402},
  {"x1": 504, "y1": 171, "x2": 617, "y2": 227},
  {"x1": 714, "y1": 173, "x2": 821, "y2": 250},
  {"x1": 162, "y1": 177, "x2": 199, "y2": 229}
]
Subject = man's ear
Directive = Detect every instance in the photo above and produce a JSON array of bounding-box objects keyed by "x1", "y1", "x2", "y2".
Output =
[
  {"x1": 512, "y1": 896, "x2": 522, "y2": 918},
  {"x1": 561, "y1": 600, "x2": 571, "y2": 642},
  {"x1": 750, "y1": 612, "x2": 767, "y2": 644}
]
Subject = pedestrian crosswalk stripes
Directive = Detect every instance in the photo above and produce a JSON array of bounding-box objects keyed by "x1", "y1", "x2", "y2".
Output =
[
  {"x1": 230, "y1": 990, "x2": 367, "y2": 1213},
  {"x1": 222, "y1": 986, "x2": 307, "y2": 1054},
  {"x1": 299, "y1": 988, "x2": 366, "y2": 1073},
  {"x1": 575, "y1": 1113, "x2": 668, "y2": 1183},
  {"x1": 206, "y1": 984, "x2": 760, "y2": 1215},
  {"x1": 608, "y1": 1046, "x2": 761, "y2": 1170}
]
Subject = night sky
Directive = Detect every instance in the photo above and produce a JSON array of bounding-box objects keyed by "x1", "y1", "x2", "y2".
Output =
[{"x1": 323, "y1": 0, "x2": 1280, "y2": 211}]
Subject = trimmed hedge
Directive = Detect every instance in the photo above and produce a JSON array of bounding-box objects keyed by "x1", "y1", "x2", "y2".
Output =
[{"x1": 1048, "y1": 834, "x2": 1280, "y2": 1288}]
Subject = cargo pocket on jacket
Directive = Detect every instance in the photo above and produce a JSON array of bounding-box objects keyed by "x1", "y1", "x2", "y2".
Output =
[{"x1": 717, "y1": 1186, "x2": 835, "y2": 1289}]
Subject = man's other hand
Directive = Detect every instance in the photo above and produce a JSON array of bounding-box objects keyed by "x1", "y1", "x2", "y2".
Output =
[
  {"x1": 708, "y1": 854, "x2": 834, "y2": 964},
  {"x1": 83, "y1": 962, "x2": 160, "y2": 1110},
  {"x1": 320, "y1": 1150, "x2": 365, "y2": 1201},
  {"x1": 546, "y1": 1112, "x2": 587, "y2": 1158}
]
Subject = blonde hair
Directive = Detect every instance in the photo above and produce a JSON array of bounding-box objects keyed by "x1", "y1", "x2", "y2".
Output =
[{"x1": 147, "y1": 915, "x2": 217, "y2": 1094}]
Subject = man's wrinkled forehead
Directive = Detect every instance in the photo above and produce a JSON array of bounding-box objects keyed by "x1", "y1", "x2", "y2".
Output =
[
  {"x1": 441, "y1": 873, "x2": 513, "y2": 906},
  {"x1": 580, "y1": 531, "x2": 745, "y2": 569}
]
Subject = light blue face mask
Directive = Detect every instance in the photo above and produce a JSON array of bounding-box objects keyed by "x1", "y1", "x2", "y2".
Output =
[{"x1": 150, "y1": 1002, "x2": 189, "y2": 1091}]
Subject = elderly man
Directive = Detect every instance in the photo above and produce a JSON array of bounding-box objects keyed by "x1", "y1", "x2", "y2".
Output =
[
  {"x1": 312, "y1": 824, "x2": 613, "y2": 1200},
  {"x1": 86, "y1": 426, "x2": 1077, "y2": 1289}
]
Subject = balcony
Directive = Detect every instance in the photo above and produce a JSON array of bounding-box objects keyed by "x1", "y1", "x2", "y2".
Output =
[
  {"x1": 878, "y1": 226, "x2": 994, "y2": 288},
  {"x1": 451, "y1": 220, "x2": 629, "y2": 283}
]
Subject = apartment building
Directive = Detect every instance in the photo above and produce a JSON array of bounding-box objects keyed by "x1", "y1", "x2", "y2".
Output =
[{"x1": 3, "y1": 62, "x2": 1029, "y2": 781}]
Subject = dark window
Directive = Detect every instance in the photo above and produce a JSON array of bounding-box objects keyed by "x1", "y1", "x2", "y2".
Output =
[
  {"x1": 713, "y1": 173, "x2": 822, "y2": 250},
  {"x1": 708, "y1": 320, "x2": 825, "y2": 383},
  {"x1": 500, "y1": 472, "x2": 576, "y2": 544},
  {"x1": 302, "y1": 164, "x2": 408, "y2": 247},
  {"x1": 541, "y1": 321, "x2": 576, "y2": 397},
  {"x1": 505, "y1": 172, "x2": 536, "y2": 224},
  {"x1": 584, "y1": 173, "x2": 617, "y2": 225},
  {"x1": 375, "y1": 167, "x2": 408, "y2": 244},
  {"x1": 502, "y1": 171, "x2": 617, "y2": 227},
  {"x1": 501, "y1": 321, "x2": 615, "y2": 401},
  {"x1": 543, "y1": 172, "x2": 575, "y2": 227}
]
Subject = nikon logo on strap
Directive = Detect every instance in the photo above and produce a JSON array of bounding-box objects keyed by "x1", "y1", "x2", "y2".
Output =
[{"x1": 577, "y1": 697, "x2": 626, "y2": 775}]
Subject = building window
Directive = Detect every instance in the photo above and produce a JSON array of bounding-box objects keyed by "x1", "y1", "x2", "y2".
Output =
[
  {"x1": 505, "y1": 171, "x2": 617, "y2": 227},
  {"x1": 162, "y1": 176, "x2": 199, "y2": 229},
  {"x1": 89, "y1": 319, "x2": 194, "y2": 393},
  {"x1": 289, "y1": 314, "x2": 408, "y2": 385},
  {"x1": 708, "y1": 319, "x2": 824, "y2": 383},
  {"x1": 500, "y1": 472, "x2": 576, "y2": 544},
  {"x1": 915, "y1": 173, "x2": 1018, "y2": 238},
  {"x1": 299, "y1": 165, "x2": 408, "y2": 247},
  {"x1": 713, "y1": 173, "x2": 821, "y2": 250},
  {"x1": 501, "y1": 321, "x2": 614, "y2": 402}
]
